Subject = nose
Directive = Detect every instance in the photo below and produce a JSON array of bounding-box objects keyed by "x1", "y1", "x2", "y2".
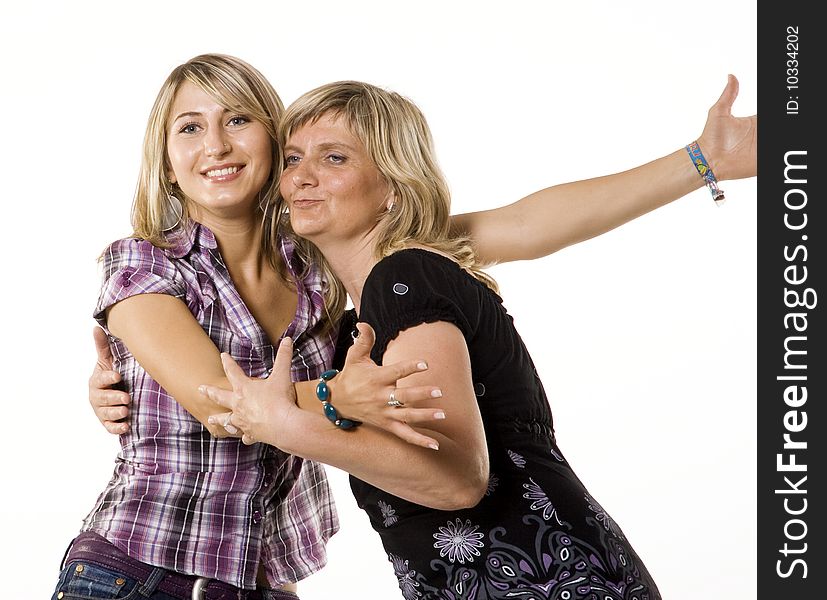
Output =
[
  {"x1": 290, "y1": 159, "x2": 317, "y2": 188},
  {"x1": 204, "y1": 127, "x2": 230, "y2": 157}
]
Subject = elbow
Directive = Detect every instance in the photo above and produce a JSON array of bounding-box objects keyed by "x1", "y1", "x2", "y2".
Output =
[{"x1": 432, "y1": 468, "x2": 488, "y2": 511}]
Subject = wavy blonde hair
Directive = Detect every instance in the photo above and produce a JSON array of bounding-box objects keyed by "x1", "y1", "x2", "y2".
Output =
[
  {"x1": 278, "y1": 80, "x2": 498, "y2": 325},
  {"x1": 131, "y1": 53, "x2": 285, "y2": 269}
]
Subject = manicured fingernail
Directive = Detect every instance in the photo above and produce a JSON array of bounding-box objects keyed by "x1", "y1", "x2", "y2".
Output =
[
  {"x1": 434, "y1": 411, "x2": 446, "y2": 420},
  {"x1": 198, "y1": 385, "x2": 207, "y2": 394},
  {"x1": 208, "y1": 416, "x2": 216, "y2": 424},
  {"x1": 417, "y1": 362, "x2": 428, "y2": 370},
  {"x1": 428, "y1": 442, "x2": 439, "y2": 450},
  {"x1": 431, "y1": 389, "x2": 443, "y2": 398},
  {"x1": 225, "y1": 425, "x2": 238, "y2": 435}
]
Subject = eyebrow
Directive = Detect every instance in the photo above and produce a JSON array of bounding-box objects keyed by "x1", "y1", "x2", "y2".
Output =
[
  {"x1": 283, "y1": 141, "x2": 359, "y2": 153},
  {"x1": 171, "y1": 111, "x2": 203, "y2": 122}
]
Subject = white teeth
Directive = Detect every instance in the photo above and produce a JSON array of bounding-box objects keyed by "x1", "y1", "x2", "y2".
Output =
[{"x1": 206, "y1": 166, "x2": 238, "y2": 178}]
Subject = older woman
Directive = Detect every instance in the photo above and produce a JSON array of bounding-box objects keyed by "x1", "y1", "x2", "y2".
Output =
[{"x1": 201, "y1": 79, "x2": 755, "y2": 598}]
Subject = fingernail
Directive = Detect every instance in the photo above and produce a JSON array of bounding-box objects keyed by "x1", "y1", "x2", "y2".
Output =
[
  {"x1": 417, "y1": 362, "x2": 428, "y2": 370},
  {"x1": 428, "y1": 442, "x2": 439, "y2": 450},
  {"x1": 198, "y1": 385, "x2": 207, "y2": 394},
  {"x1": 208, "y1": 416, "x2": 216, "y2": 424},
  {"x1": 434, "y1": 411, "x2": 446, "y2": 420},
  {"x1": 431, "y1": 389, "x2": 442, "y2": 398},
  {"x1": 225, "y1": 425, "x2": 238, "y2": 435}
]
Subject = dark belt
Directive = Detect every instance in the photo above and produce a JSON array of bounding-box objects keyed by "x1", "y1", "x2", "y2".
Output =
[{"x1": 64, "y1": 532, "x2": 273, "y2": 600}]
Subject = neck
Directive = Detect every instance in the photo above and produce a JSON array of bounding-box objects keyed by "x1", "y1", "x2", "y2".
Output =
[
  {"x1": 312, "y1": 231, "x2": 380, "y2": 314},
  {"x1": 195, "y1": 210, "x2": 269, "y2": 276}
]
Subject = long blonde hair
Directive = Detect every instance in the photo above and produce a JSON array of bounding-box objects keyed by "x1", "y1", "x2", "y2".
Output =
[
  {"x1": 278, "y1": 80, "x2": 498, "y2": 325},
  {"x1": 132, "y1": 53, "x2": 285, "y2": 269}
]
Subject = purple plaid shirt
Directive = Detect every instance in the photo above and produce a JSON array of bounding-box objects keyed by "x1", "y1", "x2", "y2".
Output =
[{"x1": 79, "y1": 223, "x2": 339, "y2": 589}]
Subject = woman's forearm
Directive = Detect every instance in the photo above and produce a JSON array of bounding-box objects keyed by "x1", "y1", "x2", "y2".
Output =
[{"x1": 453, "y1": 148, "x2": 700, "y2": 264}]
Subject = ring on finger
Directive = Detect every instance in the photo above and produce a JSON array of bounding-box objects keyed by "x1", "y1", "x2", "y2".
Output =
[{"x1": 387, "y1": 389, "x2": 404, "y2": 408}]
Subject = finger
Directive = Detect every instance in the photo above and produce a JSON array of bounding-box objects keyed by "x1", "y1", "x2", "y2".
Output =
[
  {"x1": 89, "y1": 369, "x2": 125, "y2": 391},
  {"x1": 98, "y1": 405, "x2": 130, "y2": 422},
  {"x1": 379, "y1": 358, "x2": 431, "y2": 385},
  {"x1": 92, "y1": 326, "x2": 114, "y2": 369},
  {"x1": 207, "y1": 411, "x2": 239, "y2": 435},
  {"x1": 241, "y1": 433, "x2": 257, "y2": 445},
  {"x1": 711, "y1": 73, "x2": 738, "y2": 116},
  {"x1": 103, "y1": 420, "x2": 130, "y2": 435},
  {"x1": 220, "y1": 353, "x2": 250, "y2": 389},
  {"x1": 199, "y1": 383, "x2": 237, "y2": 410},
  {"x1": 383, "y1": 384, "x2": 442, "y2": 405},
  {"x1": 91, "y1": 388, "x2": 131, "y2": 407},
  {"x1": 268, "y1": 336, "x2": 294, "y2": 382},
  {"x1": 347, "y1": 322, "x2": 376, "y2": 363},
  {"x1": 387, "y1": 406, "x2": 446, "y2": 425},
  {"x1": 386, "y1": 421, "x2": 440, "y2": 450}
]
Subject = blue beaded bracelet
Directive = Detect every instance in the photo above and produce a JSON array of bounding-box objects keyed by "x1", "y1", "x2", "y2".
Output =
[
  {"x1": 316, "y1": 369, "x2": 362, "y2": 430},
  {"x1": 686, "y1": 141, "x2": 725, "y2": 206}
]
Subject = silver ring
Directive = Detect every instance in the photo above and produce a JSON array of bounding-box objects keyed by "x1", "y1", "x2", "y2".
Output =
[{"x1": 387, "y1": 389, "x2": 404, "y2": 408}]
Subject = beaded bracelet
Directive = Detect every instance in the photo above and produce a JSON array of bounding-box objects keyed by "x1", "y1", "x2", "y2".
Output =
[
  {"x1": 316, "y1": 369, "x2": 362, "y2": 430},
  {"x1": 686, "y1": 141, "x2": 725, "y2": 206}
]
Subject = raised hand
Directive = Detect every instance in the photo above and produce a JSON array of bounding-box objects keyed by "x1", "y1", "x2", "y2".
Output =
[{"x1": 697, "y1": 74, "x2": 757, "y2": 182}]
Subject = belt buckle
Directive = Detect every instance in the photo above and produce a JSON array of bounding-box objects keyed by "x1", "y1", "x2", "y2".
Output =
[{"x1": 192, "y1": 577, "x2": 209, "y2": 600}]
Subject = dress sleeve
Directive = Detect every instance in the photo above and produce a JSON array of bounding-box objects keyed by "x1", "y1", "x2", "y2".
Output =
[
  {"x1": 359, "y1": 251, "x2": 474, "y2": 363},
  {"x1": 93, "y1": 238, "x2": 188, "y2": 334}
]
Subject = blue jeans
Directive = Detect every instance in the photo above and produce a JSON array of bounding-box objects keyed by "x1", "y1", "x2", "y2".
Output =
[
  {"x1": 52, "y1": 560, "x2": 302, "y2": 600},
  {"x1": 51, "y1": 561, "x2": 179, "y2": 599}
]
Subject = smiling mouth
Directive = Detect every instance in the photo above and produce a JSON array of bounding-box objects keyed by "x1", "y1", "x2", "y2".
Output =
[{"x1": 204, "y1": 165, "x2": 241, "y2": 178}]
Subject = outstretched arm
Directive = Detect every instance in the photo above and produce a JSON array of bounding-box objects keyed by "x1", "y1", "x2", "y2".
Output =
[{"x1": 454, "y1": 74, "x2": 757, "y2": 264}]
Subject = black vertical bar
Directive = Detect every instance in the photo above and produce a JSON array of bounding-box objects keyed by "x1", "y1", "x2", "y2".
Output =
[{"x1": 757, "y1": 6, "x2": 824, "y2": 599}]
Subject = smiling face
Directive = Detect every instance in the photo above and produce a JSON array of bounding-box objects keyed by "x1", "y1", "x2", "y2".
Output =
[
  {"x1": 166, "y1": 80, "x2": 273, "y2": 219},
  {"x1": 280, "y1": 112, "x2": 393, "y2": 246}
]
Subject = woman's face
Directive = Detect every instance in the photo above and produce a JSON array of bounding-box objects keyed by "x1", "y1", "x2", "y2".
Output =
[
  {"x1": 280, "y1": 112, "x2": 392, "y2": 246},
  {"x1": 166, "y1": 81, "x2": 272, "y2": 218}
]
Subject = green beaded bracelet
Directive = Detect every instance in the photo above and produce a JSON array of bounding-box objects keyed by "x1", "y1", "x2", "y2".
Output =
[{"x1": 316, "y1": 369, "x2": 362, "y2": 430}]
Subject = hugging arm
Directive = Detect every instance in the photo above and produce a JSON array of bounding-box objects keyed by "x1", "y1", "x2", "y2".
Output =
[
  {"x1": 453, "y1": 74, "x2": 757, "y2": 264},
  {"x1": 93, "y1": 296, "x2": 442, "y2": 445},
  {"x1": 203, "y1": 321, "x2": 489, "y2": 510}
]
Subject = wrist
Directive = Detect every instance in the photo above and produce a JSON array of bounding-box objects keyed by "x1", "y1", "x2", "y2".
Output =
[
  {"x1": 685, "y1": 140, "x2": 725, "y2": 206},
  {"x1": 316, "y1": 369, "x2": 362, "y2": 430}
]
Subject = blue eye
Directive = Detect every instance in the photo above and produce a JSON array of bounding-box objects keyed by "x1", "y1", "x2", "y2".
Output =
[
  {"x1": 284, "y1": 155, "x2": 301, "y2": 166},
  {"x1": 327, "y1": 154, "x2": 345, "y2": 163},
  {"x1": 179, "y1": 122, "x2": 200, "y2": 134},
  {"x1": 228, "y1": 115, "x2": 250, "y2": 126}
]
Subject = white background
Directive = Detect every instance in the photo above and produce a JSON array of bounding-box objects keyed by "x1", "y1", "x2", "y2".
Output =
[{"x1": 0, "y1": 1, "x2": 756, "y2": 599}]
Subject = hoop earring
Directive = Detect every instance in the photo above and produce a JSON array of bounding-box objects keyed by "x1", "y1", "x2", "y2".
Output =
[{"x1": 162, "y1": 191, "x2": 184, "y2": 232}]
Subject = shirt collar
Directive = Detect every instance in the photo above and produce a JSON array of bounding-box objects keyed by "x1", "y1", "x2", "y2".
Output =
[{"x1": 164, "y1": 221, "x2": 218, "y2": 259}]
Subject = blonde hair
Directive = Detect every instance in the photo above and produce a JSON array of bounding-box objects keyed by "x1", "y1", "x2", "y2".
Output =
[
  {"x1": 278, "y1": 80, "x2": 498, "y2": 324},
  {"x1": 132, "y1": 53, "x2": 285, "y2": 269}
]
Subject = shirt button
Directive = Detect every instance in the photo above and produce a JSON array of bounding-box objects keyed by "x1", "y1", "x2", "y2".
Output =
[{"x1": 253, "y1": 510, "x2": 262, "y2": 523}]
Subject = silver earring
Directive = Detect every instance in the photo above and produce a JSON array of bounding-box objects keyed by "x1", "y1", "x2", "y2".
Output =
[
  {"x1": 386, "y1": 200, "x2": 396, "y2": 213},
  {"x1": 162, "y1": 190, "x2": 184, "y2": 232}
]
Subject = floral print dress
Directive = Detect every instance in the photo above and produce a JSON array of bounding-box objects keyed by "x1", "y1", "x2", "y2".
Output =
[{"x1": 344, "y1": 249, "x2": 661, "y2": 600}]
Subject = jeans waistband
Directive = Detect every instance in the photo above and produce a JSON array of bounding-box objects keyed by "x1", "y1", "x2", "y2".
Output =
[{"x1": 64, "y1": 532, "x2": 289, "y2": 600}]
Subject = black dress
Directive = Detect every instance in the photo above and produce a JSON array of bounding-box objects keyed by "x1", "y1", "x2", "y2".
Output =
[{"x1": 341, "y1": 249, "x2": 661, "y2": 600}]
